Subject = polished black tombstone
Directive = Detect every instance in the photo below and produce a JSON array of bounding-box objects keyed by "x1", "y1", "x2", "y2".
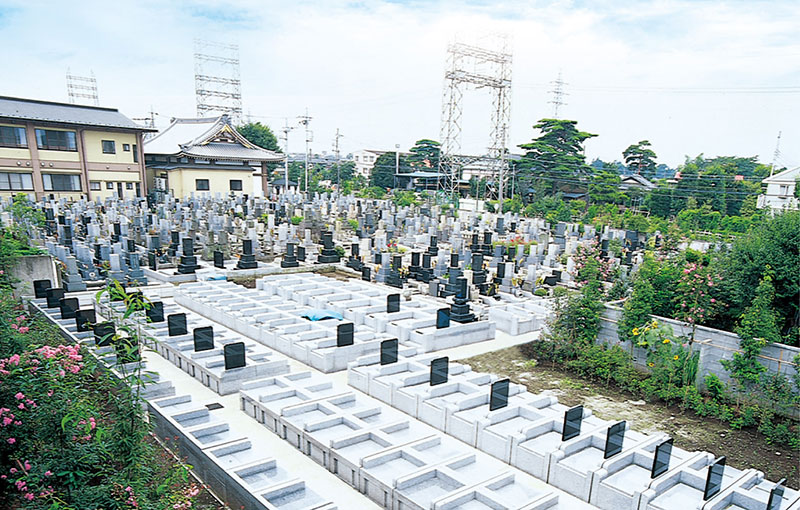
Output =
[
  {"x1": 297, "y1": 245, "x2": 306, "y2": 262},
  {"x1": 193, "y1": 326, "x2": 214, "y2": 352},
  {"x1": 75, "y1": 309, "x2": 96, "y2": 332},
  {"x1": 603, "y1": 421, "x2": 626, "y2": 459},
  {"x1": 703, "y1": 457, "x2": 726, "y2": 501},
  {"x1": 346, "y1": 243, "x2": 362, "y2": 271},
  {"x1": 361, "y1": 266, "x2": 371, "y2": 282},
  {"x1": 387, "y1": 254, "x2": 404, "y2": 289},
  {"x1": 337, "y1": 323, "x2": 354, "y2": 347},
  {"x1": 317, "y1": 231, "x2": 341, "y2": 263},
  {"x1": 562, "y1": 405, "x2": 584, "y2": 441},
  {"x1": 223, "y1": 342, "x2": 246, "y2": 370},
  {"x1": 281, "y1": 242, "x2": 299, "y2": 268},
  {"x1": 236, "y1": 239, "x2": 258, "y2": 270},
  {"x1": 430, "y1": 356, "x2": 449, "y2": 386},
  {"x1": 213, "y1": 251, "x2": 225, "y2": 269},
  {"x1": 450, "y1": 277, "x2": 475, "y2": 323},
  {"x1": 436, "y1": 308, "x2": 450, "y2": 329},
  {"x1": 450, "y1": 252, "x2": 459, "y2": 268},
  {"x1": 409, "y1": 252, "x2": 421, "y2": 280},
  {"x1": 420, "y1": 253, "x2": 432, "y2": 282},
  {"x1": 380, "y1": 338, "x2": 398, "y2": 366},
  {"x1": 59, "y1": 297, "x2": 80, "y2": 320},
  {"x1": 177, "y1": 238, "x2": 201, "y2": 274},
  {"x1": 148, "y1": 252, "x2": 157, "y2": 270},
  {"x1": 94, "y1": 321, "x2": 116, "y2": 347},
  {"x1": 489, "y1": 378, "x2": 510, "y2": 411},
  {"x1": 147, "y1": 301, "x2": 165, "y2": 323},
  {"x1": 767, "y1": 478, "x2": 786, "y2": 510},
  {"x1": 496, "y1": 262, "x2": 506, "y2": 280},
  {"x1": 167, "y1": 313, "x2": 187, "y2": 336},
  {"x1": 45, "y1": 288, "x2": 65, "y2": 308},
  {"x1": 651, "y1": 438, "x2": 674, "y2": 478},
  {"x1": 33, "y1": 279, "x2": 51, "y2": 299},
  {"x1": 387, "y1": 294, "x2": 400, "y2": 313},
  {"x1": 426, "y1": 235, "x2": 438, "y2": 256}
]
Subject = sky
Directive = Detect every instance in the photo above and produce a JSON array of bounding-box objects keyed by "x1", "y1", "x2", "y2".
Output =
[{"x1": 0, "y1": 0, "x2": 798, "y2": 169}]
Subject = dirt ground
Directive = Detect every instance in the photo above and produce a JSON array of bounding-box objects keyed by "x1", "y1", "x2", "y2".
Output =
[{"x1": 460, "y1": 344, "x2": 799, "y2": 489}]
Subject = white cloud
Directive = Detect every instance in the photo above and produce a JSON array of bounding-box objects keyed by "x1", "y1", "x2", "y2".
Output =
[{"x1": 0, "y1": 0, "x2": 797, "y2": 167}]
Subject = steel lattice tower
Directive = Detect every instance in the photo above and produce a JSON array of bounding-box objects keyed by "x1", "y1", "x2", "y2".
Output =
[
  {"x1": 194, "y1": 39, "x2": 242, "y2": 124},
  {"x1": 439, "y1": 36, "x2": 512, "y2": 202},
  {"x1": 66, "y1": 69, "x2": 99, "y2": 106}
]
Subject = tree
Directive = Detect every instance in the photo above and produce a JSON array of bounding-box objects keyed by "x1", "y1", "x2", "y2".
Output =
[
  {"x1": 517, "y1": 119, "x2": 597, "y2": 196},
  {"x1": 370, "y1": 152, "x2": 407, "y2": 189},
  {"x1": 237, "y1": 122, "x2": 280, "y2": 152},
  {"x1": 623, "y1": 140, "x2": 657, "y2": 179},
  {"x1": 408, "y1": 139, "x2": 440, "y2": 170},
  {"x1": 588, "y1": 164, "x2": 625, "y2": 205}
]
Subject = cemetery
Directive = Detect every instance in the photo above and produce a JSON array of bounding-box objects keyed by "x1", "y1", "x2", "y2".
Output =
[{"x1": 0, "y1": 190, "x2": 798, "y2": 510}]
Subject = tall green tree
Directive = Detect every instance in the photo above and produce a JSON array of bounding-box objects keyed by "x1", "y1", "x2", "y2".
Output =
[
  {"x1": 623, "y1": 140, "x2": 657, "y2": 179},
  {"x1": 370, "y1": 152, "x2": 407, "y2": 189},
  {"x1": 237, "y1": 122, "x2": 281, "y2": 152},
  {"x1": 588, "y1": 164, "x2": 625, "y2": 205},
  {"x1": 408, "y1": 139, "x2": 440, "y2": 170},
  {"x1": 517, "y1": 119, "x2": 597, "y2": 196}
]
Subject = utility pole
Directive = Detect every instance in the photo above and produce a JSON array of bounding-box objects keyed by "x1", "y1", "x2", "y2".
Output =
[
  {"x1": 297, "y1": 110, "x2": 312, "y2": 194},
  {"x1": 333, "y1": 128, "x2": 343, "y2": 193},
  {"x1": 395, "y1": 144, "x2": 400, "y2": 190},
  {"x1": 280, "y1": 119, "x2": 296, "y2": 194}
]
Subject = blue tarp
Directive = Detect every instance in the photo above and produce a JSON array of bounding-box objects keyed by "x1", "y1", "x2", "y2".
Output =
[{"x1": 301, "y1": 309, "x2": 344, "y2": 321}]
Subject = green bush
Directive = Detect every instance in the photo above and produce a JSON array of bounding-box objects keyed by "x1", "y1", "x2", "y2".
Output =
[{"x1": 291, "y1": 216, "x2": 303, "y2": 225}]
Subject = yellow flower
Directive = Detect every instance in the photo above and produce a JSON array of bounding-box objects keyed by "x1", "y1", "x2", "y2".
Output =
[
  {"x1": 651, "y1": 320, "x2": 658, "y2": 328},
  {"x1": 663, "y1": 338, "x2": 671, "y2": 344},
  {"x1": 648, "y1": 362, "x2": 654, "y2": 367},
  {"x1": 632, "y1": 328, "x2": 640, "y2": 336},
  {"x1": 673, "y1": 355, "x2": 679, "y2": 360}
]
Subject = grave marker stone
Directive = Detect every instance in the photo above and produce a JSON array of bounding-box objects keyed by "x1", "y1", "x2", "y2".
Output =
[
  {"x1": 430, "y1": 356, "x2": 448, "y2": 386},
  {"x1": 562, "y1": 405, "x2": 583, "y2": 441},
  {"x1": 651, "y1": 438, "x2": 673, "y2": 478},
  {"x1": 167, "y1": 313, "x2": 187, "y2": 336},
  {"x1": 94, "y1": 321, "x2": 116, "y2": 347},
  {"x1": 767, "y1": 478, "x2": 786, "y2": 510},
  {"x1": 489, "y1": 378, "x2": 510, "y2": 411},
  {"x1": 703, "y1": 457, "x2": 726, "y2": 501},
  {"x1": 75, "y1": 309, "x2": 96, "y2": 332},
  {"x1": 223, "y1": 342, "x2": 246, "y2": 370},
  {"x1": 45, "y1": 288, "x2": 65, "y2": 308},
  {"x1": 436, "y1": 308, "x2": 450, "y2": 329},
  {"x1": 380, "y1": 338, "x2": 398, "y2": 366},
  {"x1": 387, "y1": 294, "x2": 400, "y2": 313},
  {"x1": 603, "y1": 421, "x2": 626, "y2": 459},
  {"x1": 193, "y1": 326, "x2": 214, "y2": 352},
  {"x1": 147, "y1": 301, "x2": 165, "y2": 323},
  {"x1": 337, "y1": 323, "x2": 354, "y2": 347},
  {"x1": 361, "y1": 266, "x2": 371, "y2": 282},
  {"x1": 33, "y1": 280, "x2": 51, "y2": 299},
  {"x1": 59, "y1": 297, "x2": 80, "y2": 320},
  {"x1": 213, "y1": 251, "x2": 225, "y2": 269}
]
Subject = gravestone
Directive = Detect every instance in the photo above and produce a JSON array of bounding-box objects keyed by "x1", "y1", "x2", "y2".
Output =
[
  {"x1": 317, "y1": 231, "x2": 341, "y2": 263},
  {"x1": 337, "y1": 323, "x2": 354, "y2": 347},
  {"x1": 767, "y1": 479, "x2": 786, "y2": 510},
  {"x1": 450, "y1": 278, "x2": 474, "y2": 323},
  {"x1": 236, "y1": 239, "x2": 258, "y2": 269},
  {"x1": 603, "y1": 421, "x2": 626, "y2": 459},
  {"x1": 489, "y1": 378, "x2": 510, "y2": 411},
  {"x1": 75, "y1": 309, "x2": 96, "y2": 332},
  {"x1": 94, "y1": 321, "x2": 116, "y2": 347},
  {"x1": 430, "y1": 357, "x2": 449, "y2": 386},
  {"x1": 562, "y1": 405, "x2": 583, "y2": 441},
  {"x1": 436, "y1": 308, "x2": 450, "y2": 329},
  {"x1": 223, "y1": 342, "x2": 246, "y2": 370},
  {"x1": 33, "y1": 279, "x2": 51, "y2": 299},
  {"x1": 361, "y1": 266, "x2": 371, "y2": 282},
  {"x1": 167, "y1": 313, "x2": 187, "y2": 336},
  {"x1": 177, "y1": 238, "x2": 200, "y2": 274},
  {"x1": 147, "y1": 301, "x2": 165, "y2": 323},
  {"x1": 59, "y1": 297, "x2": 80, "y2": 320},
  {"x1": 193, "y1": 326, "x2": 214, "y2": 352},
  {"x1": 651, "y1": 438, "x2": 673, "y2": 478},
  {"x1": 45, "y1": 288, "x2": 65, "y2": 308},
  {"x1": 380, "y1": 338, "x2": 398, "y2": 366},
  {"x1": 281, "y1": 242, "x2": 299, "y2": 268},
  {"x1": 703, "y1": 457, "x2": 726, "y2": 501},
  {"x1": 213, "y1": 251, "x2": 225, "y2": 269},
  {"x1": 114, "y1": 336, "x2": 139, "y2": 364},
  {"x1": 387, "y1": 294, "x2": 400, "y2": 313}
]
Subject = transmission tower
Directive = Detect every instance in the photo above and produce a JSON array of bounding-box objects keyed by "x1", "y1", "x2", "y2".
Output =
[
  {"x1": 548, "y1": 70, "x2": 568, "y2": 119},
  {"x1": 770, "y1": 131, "x2": 782, "y2": 177},
  {"x1": 66, "y1": 69, "x2": 99, "y2": 106},
  {"x1": 194, "y1": 39, "x2": 242, "y2": 123},
  {"x1": 439, "y1": 35, "x2": 513, "y2": 203}
]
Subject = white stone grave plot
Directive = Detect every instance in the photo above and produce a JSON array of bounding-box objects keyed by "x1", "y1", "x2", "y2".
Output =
[
  {"x1": 705, "y1": 477, "x2": 800, "y2": 510},
  {"x1": 487, "y1": 297, "x2": 553, "y2": 336},
  {"x1": 149, "y1": 394, "x2": 337, "y2": 510}
]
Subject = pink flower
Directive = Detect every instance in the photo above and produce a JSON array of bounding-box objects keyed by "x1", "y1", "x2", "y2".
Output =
[
  {"x1": 18, "y1": 327, "x2": 28, "y2": 334},
  {"x1": 44, "y1": 471, "x2": 52, "y2": 477},
  {"x1": 10, "y1": 323, "x2": 18, "y2": 330},
  {"x1": 710, "y1": 298, "x2": 716, "y2": 303},
  {"x1": 23, "y1": 461, "x2": 30, "y2": 471},
  {"x1": 24, "y1": 493, "x2": 34, "y2": 501},
  {"x1": 14, "y1": 393, "x2": 24, "y2": 400},
  {"x1": 17, "y1": 403, "x2": 25, "y2": 410},
  {"x1": 10, "y1": 468, "x2": 17, "y2": 473}
]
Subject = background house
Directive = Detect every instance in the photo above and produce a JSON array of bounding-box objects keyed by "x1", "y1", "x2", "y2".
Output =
[{"x1": 757, "y1": 166, "x2": 799, "y2": 214}]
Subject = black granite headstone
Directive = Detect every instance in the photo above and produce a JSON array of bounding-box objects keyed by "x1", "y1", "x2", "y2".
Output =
[
  {"x1": 380, "y1": 338, "x2": 398, "y2": 366},
  {"x1": 45, "y1": 288, "x2": 65, "y2": 308},
  {"x1": 651, "y1": 438, "x2": 673, "y2": 478},
  {"x1": 213, "y1": 251, "x2": 225, "y2": 269},
  {"x1": 147, "y1": 301, "x2": 165, "y2": 323},
  {"x1": 33, "y1": 280, "x2": 51, "y2": 299},
  {"x1": 59, "y1": 297, "x2": 79, "y2": 320},
  {"x1": 436, "y1": 308, "x2": 450, "y2": 329},
  {"x1": 75, "y1": 309, "x2": 96, "y2": 332},
  {"x1": 489, "y1": 378, "x2": 510, "y2": 411},
  {"x1": 148, "y1": 252, "x2": 157, "y2": 270},
  {"x1": 603, "y1": 421, "x2": 626, "y2": 459},
  {"x1": 94, "y1": 321, "x2": 116, "y2": 347},
  {"x1": 430, "y1": 356, "x2": 449, "y2": 386},
  {"x1": 361, "y1": 266, "x2": 371, "y2": 282},
  {"x1": 167, "y1": 313, "x2": 187, "y2": 336},
  {"x1": 337, "y1": 323, "x2": 354, "y2": 347},
  {"x1": 450, "y1": 253, "x2": 459, "y2": 267},
  {"x1": 387, "y1": 294, "x2": 400, "y2": 313},
  {"x1": 767, "y1": 478, "x2": 786, "y2": 510},
  {"x1": 223, "y1": 342, "x2": 246, "y2": 370},
  {"x1": 562, "y1": 405, "x2": 583, "y2": 441},
  {"x1": 193, "y1": 326, "x2": 214, "y2": 352},
  {"x1": 703, "y1": 457, "x2": 726, "y2": 501}
]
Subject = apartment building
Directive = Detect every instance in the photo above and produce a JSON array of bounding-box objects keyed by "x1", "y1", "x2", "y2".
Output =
[{"x1": 0, "y1": 96, "x2": 153, "y2": 200}]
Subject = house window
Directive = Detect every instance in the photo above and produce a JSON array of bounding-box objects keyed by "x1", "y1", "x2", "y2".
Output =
[
  {"x1": 0, "y1": 126, "x2": 27, "y2": 148},
  {"x1": 126, "y1": 182, "x2": 133, "y2": 190},
  {"x1": 0, "y1": 173, "x2": 33, "y2": 190},
  {"x1": 90, "y1": 181, "x2": 101, "y2": 191},
  {"x1": 779, "y1": 184, "x2": 789, "y2": 197},
  {"x1": 230, "y1": 179, "x2": 243, "y2": 191},
  {"x1": 42, "y1": 173, "x2": 81, "y2": 191},
  {"x1": 102, "y1": 140, "x2": 116, "y2": 154},
  {"x1": 122, "y1": 143, "x2": 131, "y2": 151},
  {"x1": 133, "y1": 144, "x2": 138, "y2": 163},
  {"x1": 106, "y1": 182, "x2": 114, "y2": 189},
  {"x1": 35, "y1": 129, "x2": 77, "y2": 151},
  {"x1": 196, "y1": 179, "x2": 210, "y2": 191},
  {"x1": 355, "y1": 156, "x2": 359, "y2": 162}
]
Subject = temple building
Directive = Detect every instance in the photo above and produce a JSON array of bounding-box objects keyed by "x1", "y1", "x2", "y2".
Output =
[
  {"x1": 144, "y1": 115, "x2": 283, "y2": 198},
  {"x1": 0, "y1": 95, "x2": 153, "y2": 200}
]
